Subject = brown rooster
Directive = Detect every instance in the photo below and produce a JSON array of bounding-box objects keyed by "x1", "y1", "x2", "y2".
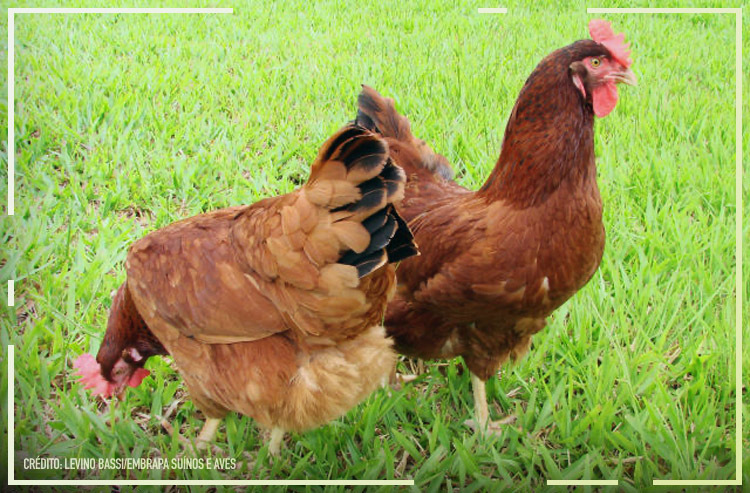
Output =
[
  {"x1": 74, "y1": 123, "x2": 418, "y2": 454},
  {"x1": 356, "y1": 20, "x2": 636, "y2": 433}
]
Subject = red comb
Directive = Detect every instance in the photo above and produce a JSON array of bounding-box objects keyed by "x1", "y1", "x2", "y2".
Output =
[
  {"x1": 73, "y1": 353, "x2": 114, "y2": 398},
  {"x1": 589, "y1": 19, "x2": 632, "y2": 68}
]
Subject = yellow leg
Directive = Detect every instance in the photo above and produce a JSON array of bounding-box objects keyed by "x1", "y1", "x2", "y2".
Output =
[
  {"x1": 464, "y1": 372, "x2": 510, "y2": 436},
  {"x1": 196, "y1": 418, "x2": 221, "y2": 449},
  {"x1": 198, "y1": 417, "x2": 221, "y2": 442},
  {"x1": 471, "y1": 372, "x2": 490, "y2": 429},
  {"x1": 268, "y1": 427, "x2": 285, "y2": 456}
]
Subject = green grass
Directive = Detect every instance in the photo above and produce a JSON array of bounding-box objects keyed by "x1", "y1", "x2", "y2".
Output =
[{"x1": 1, "y1": 0, "x2": 748, "y2": 490}]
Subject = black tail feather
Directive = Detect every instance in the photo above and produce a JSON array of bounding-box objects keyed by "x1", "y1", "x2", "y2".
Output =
[
  {"x1": 322, "y1": 121, "x2": 418, "y2": 277},
  {"x1": 339, "y1": 204, "x2": 417, "y2": 276},
  {"x1": 333, "y1": 176, "x2": 387, "y2": 214},
  {"x1": 386, "y1": 211, "x2": 419, "y2": 262}
]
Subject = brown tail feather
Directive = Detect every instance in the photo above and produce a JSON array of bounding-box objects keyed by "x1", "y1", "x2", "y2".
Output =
[{"x1": 356, "y1": 85, "x2": 454, "y2": 181}]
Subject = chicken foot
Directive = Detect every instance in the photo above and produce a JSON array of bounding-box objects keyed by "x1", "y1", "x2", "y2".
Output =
[
  {"x1": 159, "y1": 415, "x2": 223, "y2": 452},
  {"x1": 389, "y1": 358, "x2": 424, "y2": 390}
]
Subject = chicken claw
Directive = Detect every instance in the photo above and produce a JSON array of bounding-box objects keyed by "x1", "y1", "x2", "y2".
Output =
[
  {"x1": 389, "y1": 358, "x2": 424, "y2": 389},
  {"x1": 463, "y1": 418, "x2": 505, "y2": 436},
  {"x1": 390, "y1": 373, "x2": 419, "y2": 390}
]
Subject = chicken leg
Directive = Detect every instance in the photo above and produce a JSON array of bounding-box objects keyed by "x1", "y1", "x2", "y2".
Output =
[
  {"x1": 268, "y1": 427, "x2": 285, "y2": 456},
  {"x1": 196, "y1": 418, "x2": 222, "y2": 449},
  {"x1": 464, "y1": 372, "x2": 504, "y2": 435}
]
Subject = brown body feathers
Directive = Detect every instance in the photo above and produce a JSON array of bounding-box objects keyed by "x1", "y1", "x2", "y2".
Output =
[{"x1": 94, "y1": 124, "x2": 417, "y2": 435}]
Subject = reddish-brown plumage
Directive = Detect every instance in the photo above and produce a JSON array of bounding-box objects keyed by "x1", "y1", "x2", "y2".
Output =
[
  {"x1": 356, "y1": 28, "x2": 635, "y2": 403},
  {"x1": 80, "y1": 123, "x2": 418, "y2": 448}
]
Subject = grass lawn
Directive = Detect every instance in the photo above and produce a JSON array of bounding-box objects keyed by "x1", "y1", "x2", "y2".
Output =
[{"x1": 2, "y1": 0, "x2": 747, "y2": 490}]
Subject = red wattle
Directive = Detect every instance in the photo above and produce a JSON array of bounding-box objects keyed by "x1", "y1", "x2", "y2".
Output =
[{"x1": 592, "y1": 83, "x2": 619, "y2": 118}]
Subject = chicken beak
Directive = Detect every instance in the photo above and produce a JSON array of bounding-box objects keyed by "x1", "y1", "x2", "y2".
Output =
[
  {"x1": 621, "y1": 68, "x2": 637, "y2": 86},
  {"x1": 615, "y1": 68, "x2": 637, "y2": 86}
]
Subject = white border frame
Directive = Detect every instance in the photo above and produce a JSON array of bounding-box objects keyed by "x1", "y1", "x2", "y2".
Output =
[{"x1": 5, "y1": 4, "x2": 743, "y2": 489}]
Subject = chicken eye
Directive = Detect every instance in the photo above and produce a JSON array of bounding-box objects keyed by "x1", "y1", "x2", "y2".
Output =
[{"x1": 590, "y1": 58, "x2": 601, "y2": 68}]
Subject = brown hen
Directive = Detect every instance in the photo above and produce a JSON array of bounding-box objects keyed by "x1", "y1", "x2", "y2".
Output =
[
  {"x1": 76, "y1": 124, "x2": 418, "y2": 454},
  {"x1": 356, "y1": 20, "x2": 636, "y2": 433}
]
